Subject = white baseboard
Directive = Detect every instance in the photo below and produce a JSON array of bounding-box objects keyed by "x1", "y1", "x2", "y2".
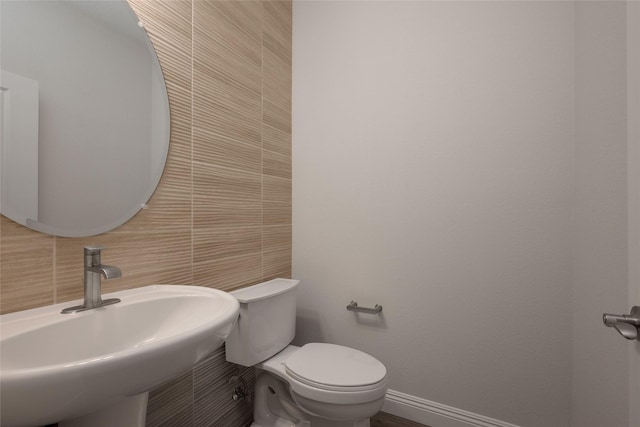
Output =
[{"x1": 382, "y1": 390, "x2": 522, "y2": 427}]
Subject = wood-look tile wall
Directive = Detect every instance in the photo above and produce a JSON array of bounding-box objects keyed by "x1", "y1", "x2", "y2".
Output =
[
  {"x1": 1, "y1": 2, "x2": 290, "y2": 426},
  {"x1": 0, "y1": 0, "x2": 292, "y2": 315},
  {"x1": 146, "y1": 345, "x2": 256, "y2": 427}
]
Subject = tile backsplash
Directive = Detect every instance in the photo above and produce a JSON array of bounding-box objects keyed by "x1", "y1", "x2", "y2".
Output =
[{"x1": 0, "y1": 0, "x2": 292, "y2": 314}]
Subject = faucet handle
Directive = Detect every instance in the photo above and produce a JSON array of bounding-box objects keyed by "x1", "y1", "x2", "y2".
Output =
[{"x1": 84, "y1": 245, "x2": 105, "y2": 254}]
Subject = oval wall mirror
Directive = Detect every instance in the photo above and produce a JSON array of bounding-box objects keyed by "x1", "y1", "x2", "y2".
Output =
[{"x1": 0, "y1": 0, "x2": 170, "y2": 237}]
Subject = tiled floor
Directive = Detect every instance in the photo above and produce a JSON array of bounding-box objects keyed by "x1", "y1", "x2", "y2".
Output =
[{"x1": 371, "y1": 412, "x2": 430, "y2": 427}]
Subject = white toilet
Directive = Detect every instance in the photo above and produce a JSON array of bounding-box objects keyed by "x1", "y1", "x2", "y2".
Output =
[{"x1": 225, "y1": 279, "x2": 388, "y2": 427}]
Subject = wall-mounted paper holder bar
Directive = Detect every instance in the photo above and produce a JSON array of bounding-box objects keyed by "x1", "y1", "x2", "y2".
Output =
[{"x1": 346, "y1": 301, "x2": 382, "y2": 314}]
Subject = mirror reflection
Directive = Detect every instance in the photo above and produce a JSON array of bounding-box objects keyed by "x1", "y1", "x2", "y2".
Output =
[{"x1": 0, "y1": 0, "x2": 169, "y2": 237}]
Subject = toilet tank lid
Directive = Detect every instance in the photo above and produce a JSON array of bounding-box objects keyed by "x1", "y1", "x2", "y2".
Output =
[{"x1": 231, "y1": 279, "x2": 300, "y2": 303}]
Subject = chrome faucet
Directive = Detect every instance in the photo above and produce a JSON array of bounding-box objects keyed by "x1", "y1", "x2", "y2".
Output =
[{"x1": 61, "y1": 246, "x2": 122, "y2": 314}]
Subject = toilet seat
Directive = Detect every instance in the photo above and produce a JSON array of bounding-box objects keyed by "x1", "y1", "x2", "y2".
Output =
[
  {"x1": 284, "y1": 343, "x2": 387, "y2": 392},
  {"x1": 258, "y1": 344, "x2": 388, "y2": 406}
]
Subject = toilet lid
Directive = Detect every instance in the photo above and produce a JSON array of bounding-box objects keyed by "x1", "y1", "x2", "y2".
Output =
[{"x1": 284, "y1": 343, "x2": 387, "y2": 390}]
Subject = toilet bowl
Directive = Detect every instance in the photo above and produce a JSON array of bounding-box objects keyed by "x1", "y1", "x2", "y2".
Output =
[
  {"x1": 225, "y1": 279, "x2": 388, "y2": 427},
  {"x1": 252, "y1": 371, "x2": 310, "y2": 427}
]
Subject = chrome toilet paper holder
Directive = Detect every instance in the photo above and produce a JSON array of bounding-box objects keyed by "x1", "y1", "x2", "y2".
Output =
[{"x1": 346, "y1": 301, "x2": 382, "y2": 315}]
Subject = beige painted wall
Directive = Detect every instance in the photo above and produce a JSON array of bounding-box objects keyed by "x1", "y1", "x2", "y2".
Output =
[
  {"x1": 294, "y1": 2, "x2": 634, "y2": 427},
  {"x1": 293, "y1": 2, "x2": 574, "y2": 426},
  {"x1": 0, "y1": 0, "x2": 292, "y2": 315},
  {"x1": 572, "y1": 3, "x2": 629, "y2": 426},
  {"x1": 628, "y1": 3, "x2": 640, "y2": 426}
]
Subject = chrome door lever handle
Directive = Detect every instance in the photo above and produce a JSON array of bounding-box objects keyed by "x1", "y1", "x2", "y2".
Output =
[{"x1": 603, "y1": 306, "x2": 640, "y2": 341}]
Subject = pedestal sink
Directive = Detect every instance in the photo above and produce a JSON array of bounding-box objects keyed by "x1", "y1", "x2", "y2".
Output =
[{"x1": 0, "y1": 285, "x2": 240, "y2": 427}]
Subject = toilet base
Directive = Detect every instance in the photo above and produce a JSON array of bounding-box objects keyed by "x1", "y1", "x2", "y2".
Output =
[
  {"x1": 253, "y1": 372, "x2": 372, "y2": 427},
  {"x1": 253, "y1": 372, "x2": 311, "y2": 427}
]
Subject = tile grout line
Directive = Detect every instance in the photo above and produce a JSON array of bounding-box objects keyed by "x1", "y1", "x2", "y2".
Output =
[
  {"x1": 289, "y1": 0, "x2": 293, "y2": 279},
  {"x1": 191, "y1": 0, "x2": 196, "y2": 421},
  {"x1": 191, "y1": 0, "x2": 195, "y2": 287},
  {"x1": 261, "y1": 0, "x2": 265, "y2": 282}
]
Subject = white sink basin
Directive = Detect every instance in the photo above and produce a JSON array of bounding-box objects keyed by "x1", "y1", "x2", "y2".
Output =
[{"x1": 0, "y1": 285, "x2": 240, "y2": 427}]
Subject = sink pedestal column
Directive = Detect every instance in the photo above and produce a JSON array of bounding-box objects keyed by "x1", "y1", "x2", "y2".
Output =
[{"x1": 59, "y1": 392, "x2": 148, "y2": 427}]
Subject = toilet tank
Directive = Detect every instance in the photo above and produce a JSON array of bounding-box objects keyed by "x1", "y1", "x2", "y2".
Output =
[{"x1": 225, "y1": 278, "x2": 300, "y2": 366}]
